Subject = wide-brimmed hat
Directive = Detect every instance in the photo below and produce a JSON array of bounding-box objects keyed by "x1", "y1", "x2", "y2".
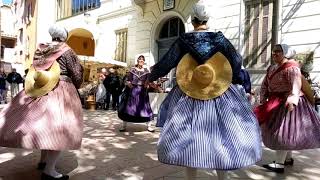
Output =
[
  {"x1": 176, "y1": 52, "x2": 232, "y2": 100},
  {"x1": 25, "y1": 61, "x2": 60, "y2": 98}
]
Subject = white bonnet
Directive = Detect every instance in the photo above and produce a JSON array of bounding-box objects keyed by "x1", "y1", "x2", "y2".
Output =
[
  {"x1": 48, "y1": 24, "x2": 68, "y2": 42},
  {"x1": 279, "y1": 44, "x2": 296, "y2": 59},
  {"x1": 191, "y1": 1, "x2": 210, "y2": 23}
]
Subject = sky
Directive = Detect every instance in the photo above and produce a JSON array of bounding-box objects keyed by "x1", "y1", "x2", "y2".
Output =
[{"x1": 2, "y1": 0, "x2": 12, "y2": 5}]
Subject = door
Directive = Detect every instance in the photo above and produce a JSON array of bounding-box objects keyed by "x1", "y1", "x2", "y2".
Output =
[{"x1": 157, "y1": 17, "x2": 185, "y2": 90}]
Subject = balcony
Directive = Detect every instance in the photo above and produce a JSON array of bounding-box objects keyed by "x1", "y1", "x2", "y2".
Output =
[{"x1": 0, "y1": 32, "x2": 17, "y2": 39}]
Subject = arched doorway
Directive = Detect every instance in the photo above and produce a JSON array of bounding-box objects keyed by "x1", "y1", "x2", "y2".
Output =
[
  {"x1": 67, "y1": 28, "x2": 95, "y2": 56},
  {"x1": 157, "y1": 17, "x2": 185, "y2": 90},
  {"x1": 67, "y1": 28, "x2": 95, "y2": 81}
]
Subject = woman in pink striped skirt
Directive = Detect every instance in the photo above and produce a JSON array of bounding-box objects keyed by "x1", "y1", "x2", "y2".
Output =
[
  {"x1": 255, "y1": 44, "x2": 320, "y2": 173},
  {"x1": 0, "y1": 25, "x2": 83, "y2": 180}
]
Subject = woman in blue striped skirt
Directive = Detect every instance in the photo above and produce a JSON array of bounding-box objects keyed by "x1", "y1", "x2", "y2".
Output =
[{"x1": 147, "y1": 2, "x2": 262, "y2": 180}]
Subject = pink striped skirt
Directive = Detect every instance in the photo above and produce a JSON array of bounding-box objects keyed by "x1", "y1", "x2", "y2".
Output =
[
  {"x1": 262, "y1": 96, "x2": 320, "y2": 150},
  {"x1": 0, "y1": 80, "x2": 83, "y2": 150}
]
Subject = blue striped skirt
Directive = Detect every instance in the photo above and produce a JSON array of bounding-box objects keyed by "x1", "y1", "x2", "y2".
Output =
[{"x1": 156, "y1": 85, "x2": 262, "y2": 170}]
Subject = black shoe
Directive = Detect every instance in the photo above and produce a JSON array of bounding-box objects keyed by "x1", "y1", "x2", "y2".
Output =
[
  {"x1": 147, "y1": 127, "x2": 155, "y2": 133},
  {"x1": 41, "y1": 173, "x2": 69, "y2": 180},
  {"x1": 37, "y1": 162, "x2": 46, "y2": 170},
  {"x1": 262, "y1": 162, "x2": 284, "y2": 173},
  {"x1": 284, "y1": 158, "x2": 294, "y2": 166}
]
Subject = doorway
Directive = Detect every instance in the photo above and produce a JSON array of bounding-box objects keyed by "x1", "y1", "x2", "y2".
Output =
[{"x1": 156, "y1": 17, "x2": 185, "y2": 90}]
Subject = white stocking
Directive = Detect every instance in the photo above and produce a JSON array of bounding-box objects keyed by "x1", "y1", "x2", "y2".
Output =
[
  {"x1": 43, "y1": 150, "x2": 62, "y2": 178},
  {"x1": 276, "y1": 150, "x2": 288, "y2": 164},
  {"x1": 185, "y1": 167, "x2": 197, "y2": 180},
  {"x1": 146, "y1": 121, "x2": 154, "y2": 131},
  {"x1": 40, "y1": 150, "x2": 47, "y2": 163},
  {"x1": 285, "y1": 151, "x2": 292, "y2": 160},
  {"x1": 120, "y1": 122, "x2": 127, "y2": 130},
  {"x1": 209, "y1": 170, "x2": 228, "y2": 180}
]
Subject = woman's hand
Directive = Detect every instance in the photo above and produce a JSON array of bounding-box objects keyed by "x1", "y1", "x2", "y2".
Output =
[
  {"x1": 144, "y1": 82, "x2": 150, "y2": 89},
  {"x1": 286, "y1": 102, "x2": 295, "y2": 112},
  {"x1": 126, "y1": 81, "x2": 133, "y2": 89}
]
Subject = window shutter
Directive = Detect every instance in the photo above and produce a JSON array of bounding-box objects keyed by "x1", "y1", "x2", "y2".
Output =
[{"x1": 244, "y1": 0, "x2": 275, "y2": 69}]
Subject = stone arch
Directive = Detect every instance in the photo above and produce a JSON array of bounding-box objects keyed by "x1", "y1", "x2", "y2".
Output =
[
  {"x1": 67, "y1": 28, "x2": 95, "y2": 56},
  {"x1": 149, "y1": 11, "x2": 189, "y2": 65}
]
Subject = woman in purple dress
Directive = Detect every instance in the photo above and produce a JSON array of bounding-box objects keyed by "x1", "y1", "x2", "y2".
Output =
[{"x1": 118, "y1": 55, "x2": 154, "y2": 132}]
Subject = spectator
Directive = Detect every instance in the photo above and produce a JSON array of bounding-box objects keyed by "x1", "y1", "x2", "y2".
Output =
[
  {"x1": 103, "y1": 68, "x2": 121, "y2": 110},
  {"x1": 6, "y1": 68, "x2": 23, "y2": 97},
  {"x1": 0, "y1": 69, "x2": 7, "y2": 103}
]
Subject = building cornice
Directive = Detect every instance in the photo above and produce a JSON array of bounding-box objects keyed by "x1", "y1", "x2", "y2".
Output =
[
  {"x1": 1, "y1": 33, "x2": 17, "y2": 39},
  {"x1": 98, "y1": 6, "x2": 136, "y2": 22}
]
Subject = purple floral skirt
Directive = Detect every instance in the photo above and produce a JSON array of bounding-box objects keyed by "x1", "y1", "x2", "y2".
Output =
[{"x1": 118, "y1": 85, "x2": 153, "y2": 123}]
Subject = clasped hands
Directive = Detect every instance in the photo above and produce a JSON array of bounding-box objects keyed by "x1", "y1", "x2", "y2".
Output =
[{"x1": 126, "y1": 80, "x2": 154, "y2": 89}]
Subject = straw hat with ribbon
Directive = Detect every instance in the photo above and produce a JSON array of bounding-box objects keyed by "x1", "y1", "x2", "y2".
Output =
[
  {"x1": 25, "y1": 62, "x2": 61, "y2": 98},
  {"x1": 25, "y1": 43, "x2": 70, "y2": 98},
  {"x1": 176, "y1": 52, "x2": 232, "y2": 100}
]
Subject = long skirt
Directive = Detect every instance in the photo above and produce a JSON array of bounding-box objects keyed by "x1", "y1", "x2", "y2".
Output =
[
  {"x1": 118, "y1": 86, "x2": 153, "y2": 123},
  {"x1": 156, "y1": 85, "x2": 262, "y2": 170},
  {"x1": 0, "y1": 80, "x2": 83, "y2": 150},
  {"x1": 262, "y1": 95, "x2": 320, "y2": 150}
]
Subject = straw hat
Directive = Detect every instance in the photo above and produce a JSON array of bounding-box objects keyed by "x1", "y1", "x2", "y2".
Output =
[
  {"x1": 176, "y1": 52, "x2": 232, "y2": 100},
  {"x1": 25, "y1": 61, "x2": 60, "y2": 98}
]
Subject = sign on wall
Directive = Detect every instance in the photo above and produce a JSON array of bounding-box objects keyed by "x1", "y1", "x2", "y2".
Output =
[{"x1": 163, "y1": 0, "x2": 175, "y2": 11}]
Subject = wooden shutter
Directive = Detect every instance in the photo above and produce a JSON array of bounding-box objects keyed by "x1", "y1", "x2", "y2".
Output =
[{"x1": 244, "y1": 0, "x2": 275, "y2": 69}]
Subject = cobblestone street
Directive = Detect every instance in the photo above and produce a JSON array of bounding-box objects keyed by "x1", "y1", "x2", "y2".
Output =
[{"x1": 0, "y1": 110, "x2": 320, "y2": 180}]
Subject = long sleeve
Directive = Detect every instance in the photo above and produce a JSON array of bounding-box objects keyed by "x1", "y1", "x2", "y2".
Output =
[
  {"x1": 148, "y1": 39, "x2": 186, "y2": 82},
  {"x1": 239, "y1": 69, "x2": 252, "y2": 93},
  {"x1": 126, "y1": 68, "x2": 134, "y2": 84},
  {"x1": 65, "y1": 50, "x2": 84, "y2": 89},
  {"x1": 286, "y1": 67, "x2": 302, "y2": 105},
  {"x1": 220, "y1": 35, "x2": 242, "y2": 83},
  {"x1": 6, "y1": 73, "x2": 13, "y2": 83}
]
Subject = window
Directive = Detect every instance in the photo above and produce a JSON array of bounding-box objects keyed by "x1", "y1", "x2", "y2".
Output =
[
  {"x1": 115, "y1": 29, "x2": 128, "y2": 62},
  {"x1": 56, "y1": 0, "x2": 101, "y2": 20},
  {"x1": 3, "y1": 0, "x2": 13, "y2": 5},
  {"x1": 244, "y1": 0, "x2": 277, "y2": 68},
  {"x1": 159, "y1": 17, "x2": 185, "y2": 39},
  {"x1": 72, "y1": 0, "x2": 101, "y2": 16}
]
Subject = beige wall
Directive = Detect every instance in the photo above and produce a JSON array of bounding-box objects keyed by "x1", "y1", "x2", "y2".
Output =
[
  {"x1": 51, "y1": 0, "x2": 320, "y2": 83},
  {"x1": 1, "y1": 5, "x2": 15, "y2": 36},
  {"x1": 25, "y1": 0, "x2": 38, "y2": 69}
]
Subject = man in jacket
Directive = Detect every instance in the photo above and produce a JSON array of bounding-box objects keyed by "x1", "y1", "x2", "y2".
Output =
[
  {"x1": 103, "y1": 68, "x2": 121, "y2": 110},
  {"x1": 7, "y1": 68, "x2": 23, "y2": 98}
]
